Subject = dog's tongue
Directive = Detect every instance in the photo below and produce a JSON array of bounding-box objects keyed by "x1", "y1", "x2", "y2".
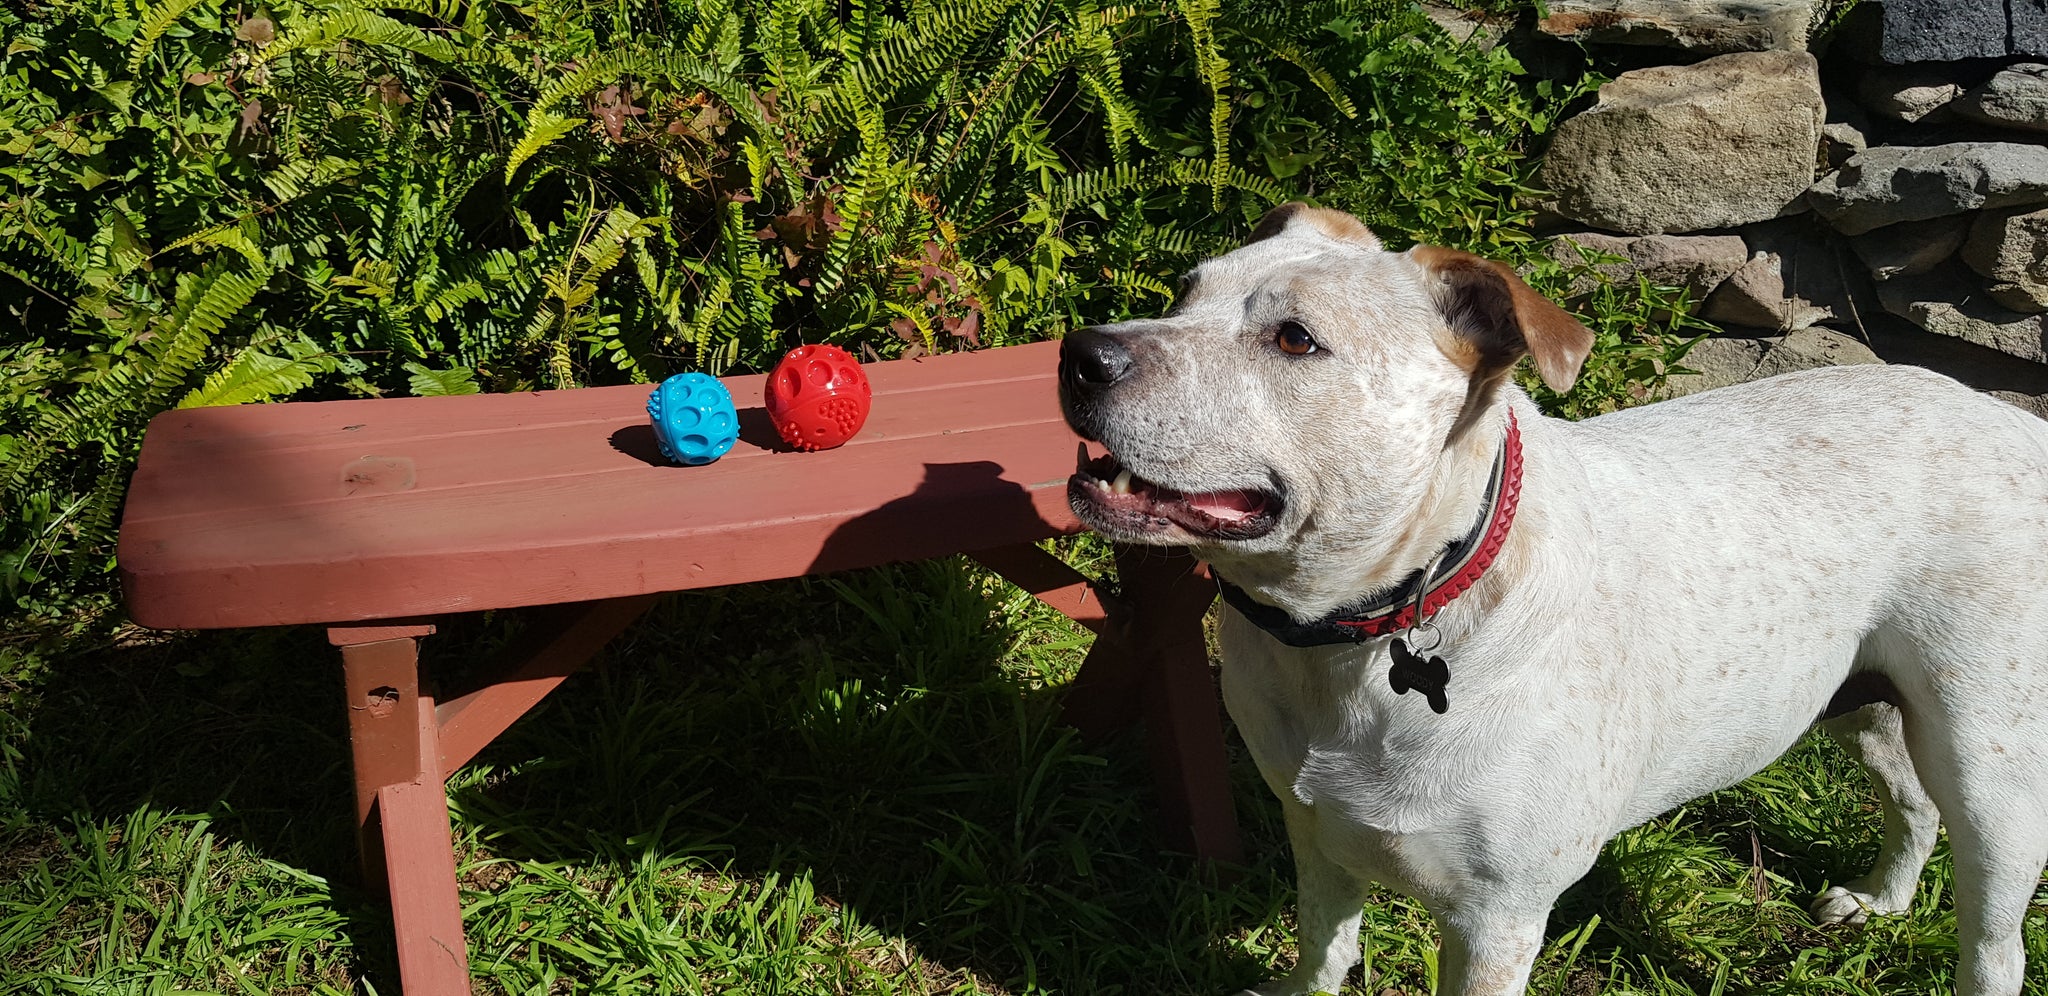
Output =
[{"x1": 1182, "y1": 489, "x2": 1264, "y2": 522}]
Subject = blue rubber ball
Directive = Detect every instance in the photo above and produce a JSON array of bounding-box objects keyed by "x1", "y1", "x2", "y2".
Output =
[{"x1": 647, "y1": 372, "x2": 739, "y2": 466}]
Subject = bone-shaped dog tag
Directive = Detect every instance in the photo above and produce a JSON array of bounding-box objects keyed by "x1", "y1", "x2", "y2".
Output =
[{"x1": 1389, "y1": 638, "x2": 1450, "y2": 714}]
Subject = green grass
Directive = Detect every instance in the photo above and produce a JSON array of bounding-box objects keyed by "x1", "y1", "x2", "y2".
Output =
[{"x1": 3, "y1": 544, "x2": 2045, "y2": 995}]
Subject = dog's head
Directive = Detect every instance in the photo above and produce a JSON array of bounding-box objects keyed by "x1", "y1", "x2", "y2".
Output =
[{"x1": 1059, "y1": 204, "x2": 1592, "y2": 603}]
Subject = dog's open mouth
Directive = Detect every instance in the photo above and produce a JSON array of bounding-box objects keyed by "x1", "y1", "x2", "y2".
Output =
[{"x1": 1069, "y1": 444, "x2": 1282, "y2": 541}]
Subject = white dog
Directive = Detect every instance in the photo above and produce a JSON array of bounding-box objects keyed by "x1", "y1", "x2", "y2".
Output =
[{"x1": 1056, "y1": 204, "x2": 2048, "y2": 996}]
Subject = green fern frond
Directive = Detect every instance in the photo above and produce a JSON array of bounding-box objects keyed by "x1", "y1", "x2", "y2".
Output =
[
  {"x1": 363, "y1": 0, "x2": 472, "y2": 27},
  {"x1": 128, "y1": 0, "x2": 212, "y2": 75},
  {"x1": 261, "y1": 155, "x2": 364, "y2": 203},
  {"x1": 1174, "y1": 0, "x2": 1233, "y2": 211},
  {"x1": 163, "y1": 219, "x2": 267, "y2": 269},
  {"x1": 813, "y1": 88, "x2": 888, "y2": 297},
  {"x1": 1052, "y1": 159, "x2": 1284, "y2": 212},
  {"x1": 403, "y1": 362, "x2": 482, "y2": 395},
  {"x1": 814, "y1": 0, "x2": 1023, "y2": 134},
  {"x1": 1105, "y1": 268, "x2": 1173, "y2": 299},
  {"x1": 177, "y1": 349, "x2": 317, "y2": 408},
  {"x1": 1226, "y1": 26, "x2": 1357, "y2": 119},
  {"x1": 505, "y1": 111, "x2": 584, "y2": 182},
  {"x1": 257, "y1": 9, "x2": 469, "y2": 65},
  {"x1": 763, "y1": 0, "x2": 820, "y2": 90},
  {"x1": 2, "y1": 260, "x2": 268, "y2": 495},
  {"x1": 685, "y1": 0, "x2": 738, "y2": 61}
]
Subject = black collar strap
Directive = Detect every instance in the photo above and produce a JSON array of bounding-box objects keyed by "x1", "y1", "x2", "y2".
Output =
[{"x1": 1215, "y1": 410, "x2": 1523, "y2": 648}]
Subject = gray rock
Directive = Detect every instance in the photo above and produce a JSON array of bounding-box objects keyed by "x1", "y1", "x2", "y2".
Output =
[
  {"x1": 1807, "y1": 143, "x2": 2048, "y2": 236},
  {"x1": 1534, "y1": 0, "x2": 1816, "y2": 53},
  {"x1": 1700, "y1": 218, "x2": 1866, "y2": 332},
  {"x1": 1857, "y1": 67, "x2": 1960, "y2": 124},
  {"x1": 1664, "y1": 328, "x2": 1882, "y2": 398},
  {"x1": 1820, "y1": 89, "x2": 1871, "y2": 170},
  {"x1": 1961, "y1": 207, "x2": 2048, "y2": 312},
  {"x1": 1752, "y1": 327, "x2": 1884, "y2": 377},
  {"x1": 1541, "y1": 51, "x2": 1824, "y2": 235},
  {"x1": 1701, "y1": 254, "x2": 1835, "y2": 332},
  {"x1": 1821, "y1": 122, "x2": 1865, "y2": 169},
  {"x1": 1953, "y1": 64, "x2": 2048, "y2": 134},
  {"x1": 1993, "y1": 391, "x2": 2048, "y2": 419},
  {"x1": 1984, "y1": 283, "x2": 2048, "y2": 313},
  {"x1": 1859, "y1": 312, "x2": 2048, "y2": 402},
  {"x1": 1848, "y1": 215, "x2": 1970, "y2": 281},
  {"x1": 1543, "y1": 231, "x2": 1749, "y2": 304},
  {"x1": 1663, "y1": 336, "x2": 1770, "y2": 397},
  {"x1": 1875, "y1": 263, "x2": 2048, "y2": 363},
  {"x1": 1869, "y1": 0, "x2": 2046, "y2": 63}
]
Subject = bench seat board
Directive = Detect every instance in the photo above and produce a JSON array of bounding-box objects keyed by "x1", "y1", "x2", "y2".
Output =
[{"x1": 121, "y1": 341, "x2": 1086, "y2": 629}]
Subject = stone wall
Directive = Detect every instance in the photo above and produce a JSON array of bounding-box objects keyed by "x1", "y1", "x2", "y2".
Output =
[{"x1": 1512, "y1": 0, "x2": 2048, "y2": 414}]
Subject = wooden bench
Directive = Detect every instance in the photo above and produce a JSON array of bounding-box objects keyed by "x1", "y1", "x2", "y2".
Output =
[{"x1": 118, "y1": 340, "x2": 1240, "y2": 995}]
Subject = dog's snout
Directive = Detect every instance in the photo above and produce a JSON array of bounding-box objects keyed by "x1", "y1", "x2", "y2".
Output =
[{"x1": 1061, "y1": 328, "x2": 1133, "y2": 394}]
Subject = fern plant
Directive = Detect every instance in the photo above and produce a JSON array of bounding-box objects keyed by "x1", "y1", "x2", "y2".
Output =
[{"x1": 5, "y1": 0, "x2": 1615, "y2": 624}]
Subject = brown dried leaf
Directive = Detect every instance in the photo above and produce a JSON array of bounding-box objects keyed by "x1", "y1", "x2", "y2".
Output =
[
  {"x1": 234, "y1": 16, "x2": 275, "y2": 44},
  {"x1": 588, "y1": 84, "x2": 645, "y2": 142},
  {"x1": 237, "y1": 98, "x2": 266, "y2": 138}
]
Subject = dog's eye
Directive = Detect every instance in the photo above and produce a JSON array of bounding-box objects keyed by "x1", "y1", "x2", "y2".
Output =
[{"x1": 1274, "y1": 321, "x2": 1318, "y2": 356}]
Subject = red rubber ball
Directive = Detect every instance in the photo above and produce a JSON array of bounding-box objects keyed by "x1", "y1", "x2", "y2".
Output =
[{"x1": 764, "y1": 344, "x2": 872, "y2": 451}]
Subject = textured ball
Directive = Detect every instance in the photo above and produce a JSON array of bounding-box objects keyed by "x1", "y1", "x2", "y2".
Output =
[
  {"x1": 764, "y1": 344, "x2": 872, "y2": 451},
  {"x1": 647, "y1": 372, "x2": 738, "y2": 466}
]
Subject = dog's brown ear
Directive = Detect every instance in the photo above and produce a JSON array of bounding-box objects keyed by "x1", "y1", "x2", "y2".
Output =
[
  {"x1": 1249, "y1": 202, "x2": 1382, "y2": 249},
  {"x1": 1411, "y1": 245, "x2": 1591, "y2": 395}
]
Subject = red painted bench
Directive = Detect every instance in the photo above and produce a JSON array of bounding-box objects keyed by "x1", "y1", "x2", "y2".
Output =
[{"x1": 118, "y1": 340, "x2": 1240, "y2": 995}]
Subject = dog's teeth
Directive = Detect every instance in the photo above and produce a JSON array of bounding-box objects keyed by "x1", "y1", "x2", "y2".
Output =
[{"x1": 1112, "y1": 469, "x2": 1134, "y2": 495}]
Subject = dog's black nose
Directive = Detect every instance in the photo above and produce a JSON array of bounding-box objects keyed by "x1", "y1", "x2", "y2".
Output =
[{"x1": 1061, "y1": 328, "x2": 1133, "y2": 394}]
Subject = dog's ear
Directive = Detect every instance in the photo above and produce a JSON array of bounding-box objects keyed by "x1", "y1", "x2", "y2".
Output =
[
  {"x1": 1249, "y1": 202, "x2": 1382, "y2": 249},
  {"x1": 1411, "y1": 245, "x2": 1592, "y2": 396}
]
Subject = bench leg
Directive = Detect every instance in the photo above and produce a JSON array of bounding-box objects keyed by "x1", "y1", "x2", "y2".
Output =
[
  {"x1": 379, "y1": 780, "x2": 472, "y2": 993},
  {"x1": 334, "y1": 628, "x2": 472, "y2": 995},
  {"x1": 1095, "y1": 547, "x2": 1243, "y2": 865},
  {"x1": 331, "y1": 600, "x2": 656, "y2": 995}
]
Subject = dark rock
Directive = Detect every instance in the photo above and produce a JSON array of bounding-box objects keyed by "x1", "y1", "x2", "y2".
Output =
[
  {"x1": 1871, "y1": 0, "x2": 2042, "y2": 63},
  {"x1": 1821, "y1": 87, "x2": 1871, "y2": 169},
  {"x1": 1848, "y1": 215, "x2": 1970, "y2": 280}
]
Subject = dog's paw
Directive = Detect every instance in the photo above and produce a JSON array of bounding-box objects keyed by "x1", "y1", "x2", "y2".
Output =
[{"x1": 1810, "y1": 884, "x2": 1906, "y2": 926}]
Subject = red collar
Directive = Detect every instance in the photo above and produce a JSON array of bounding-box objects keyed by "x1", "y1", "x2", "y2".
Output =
[{"x1": 1216, "y1": 410, "x2": 1524, "y2": 647}]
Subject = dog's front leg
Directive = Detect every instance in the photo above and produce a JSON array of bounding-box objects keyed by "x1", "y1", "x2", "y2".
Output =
[
  {"x1": 1244, "y1": 799, "x2": 1368, "y2": 996},
  {"x1": 1433, "y1": 901, "x2": 1551, "y2": 996}
]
